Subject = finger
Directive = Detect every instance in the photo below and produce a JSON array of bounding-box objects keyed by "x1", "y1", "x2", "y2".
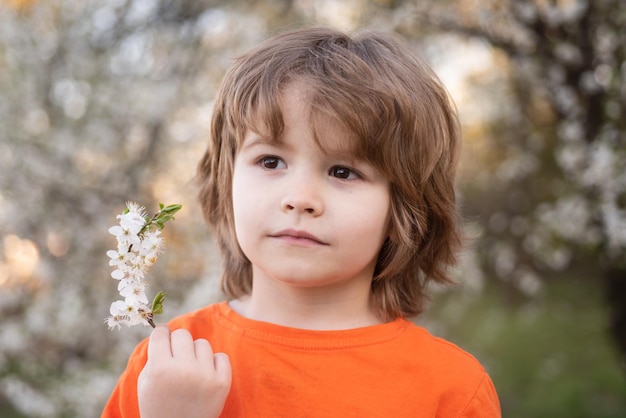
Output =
[
  {"x1": 147, "y1": 324, "x2": 172, "y2": 360},
  {"x1": 193, "y1": 338, "x2": 215, "y2": 364},
  {"x1": 213, "y1": 353, "x2": 232, "y2": 383},
  {"x1": 170, "y1": 328, "x2": 195, "y2": 358}
]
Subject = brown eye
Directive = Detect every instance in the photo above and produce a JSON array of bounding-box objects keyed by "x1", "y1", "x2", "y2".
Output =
[
  {"x1": 329, "y1": 166, "x2": 356, "y2": 179},
  {"x1": 260, "y1": 156, "x2": 281, "y2": 169}
]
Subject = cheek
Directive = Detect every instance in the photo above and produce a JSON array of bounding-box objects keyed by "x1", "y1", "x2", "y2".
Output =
[
  {"x1": 346, "y1": 194, "x2": 391, "y2": 244},
  {"x1": 232, "y1": 199, "x2": 255, "y2": 261},
  {"x1": 232, "y1": 190, "x2": 251, "y2": 232},
  {"x1": 231, "y1": 169, "x2": 251, "y2": 240},
  {"x1": 231, "y1": 166, "x2": 254, "y2": 214},
  {"x1": 372, "y1": 207, "x2": 392, "y2": 244},
  {"x1": 232, "y1": 179, "x2": 265, "y2": 222},
  {"x1": 231, "y1": 169, "x2": 267, "y2": 249}
]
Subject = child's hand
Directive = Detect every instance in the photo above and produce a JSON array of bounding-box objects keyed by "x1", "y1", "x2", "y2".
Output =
[{"x1": 137, "y1": 325, "x2": 232, "y2": 418}]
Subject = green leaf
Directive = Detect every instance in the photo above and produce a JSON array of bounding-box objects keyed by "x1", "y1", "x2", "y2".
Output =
[
  {"x1": 151, "y1": 291, "x2": 166, "y2": 315},
  {"x1": 158, "y1": 214, "x2": 174, "y2": 223},
  {"x1": 161, "y1": 204, "x2": 182, "y2": 214}
]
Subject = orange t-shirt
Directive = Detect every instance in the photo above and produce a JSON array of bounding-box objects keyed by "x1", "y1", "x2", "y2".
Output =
[{"x1": 102, "y1": 301, "x2": 500, "y2": 417}]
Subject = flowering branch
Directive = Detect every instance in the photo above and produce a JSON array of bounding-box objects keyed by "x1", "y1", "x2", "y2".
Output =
[{"x1": 105, "y1": 202, "x2": 182, "y2": 330}]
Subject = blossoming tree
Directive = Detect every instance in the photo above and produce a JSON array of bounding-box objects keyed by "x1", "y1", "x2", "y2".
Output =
[{"x1": 405, "y1": 0, "x2": 626, "y2": 365}]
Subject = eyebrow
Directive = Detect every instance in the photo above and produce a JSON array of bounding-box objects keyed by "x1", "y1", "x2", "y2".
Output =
[
  {"x1": 240, "y1": 132, "x2": 287, "y2": 152},
  {"x1": 240, "y1": 129, "x2": 362, "y2": 164}
]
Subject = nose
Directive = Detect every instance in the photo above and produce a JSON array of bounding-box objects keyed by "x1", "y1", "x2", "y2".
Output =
[{"x1": 281, "y1": 178, "x2": 324, "y2": 216}]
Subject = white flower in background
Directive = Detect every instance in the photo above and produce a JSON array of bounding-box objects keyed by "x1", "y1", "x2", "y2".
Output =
[{"x1": 105, "y1": 201, "x2": 181, "y2": 330}]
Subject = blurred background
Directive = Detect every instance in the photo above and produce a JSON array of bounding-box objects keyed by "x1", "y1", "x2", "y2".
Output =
[{"x1": 1, "y1": 0, "x2": 625, "y2": 416}]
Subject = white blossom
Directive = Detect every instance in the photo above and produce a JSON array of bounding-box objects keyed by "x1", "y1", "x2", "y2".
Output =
[
  {"x1": 602, "y1": 201, "x2": 626, "y2": 255},
  {"x1": 119, "y1": 279, "x2": 149, "y2": 305},
  {"x1": 105, "y1": 201, "x2": 179, "y2": 330},
  {"x1": 138, "y1": 229, "x2": 163, "y2": 265},
  {"x1": 108, "y1": 224, "x2": 141, "y2": 250},
  {"x1": 106, "y1": 248, "x2": 135, "y2": 269},
  {"x1": 117, "y1": 202, "x2": 147, "y2": 233}
]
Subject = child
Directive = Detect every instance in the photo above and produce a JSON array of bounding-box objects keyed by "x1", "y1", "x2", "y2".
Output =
[{"x1": 103, "y1": 27, "x2": 501, "y2": 418}]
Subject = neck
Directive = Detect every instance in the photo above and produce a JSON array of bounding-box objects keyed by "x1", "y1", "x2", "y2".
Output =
[{"x1": 229, "y1": 274, "x2": 382, "y2": 330}]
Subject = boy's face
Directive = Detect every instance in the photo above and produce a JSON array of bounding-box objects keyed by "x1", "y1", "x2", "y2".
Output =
[{"x1": 231, "y1": 84, "x2": 391, "y2": 296}]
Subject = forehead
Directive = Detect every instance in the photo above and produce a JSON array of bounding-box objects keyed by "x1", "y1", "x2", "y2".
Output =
[{"x1": 246, "y1": 81, "x2": 362, "y2": 159}]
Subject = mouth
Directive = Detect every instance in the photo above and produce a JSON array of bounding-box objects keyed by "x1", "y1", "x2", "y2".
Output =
[{"x1": 270, "y1": 229, "x2": 328, "y2": 246}]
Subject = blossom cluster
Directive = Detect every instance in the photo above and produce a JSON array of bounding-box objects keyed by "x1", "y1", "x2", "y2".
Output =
[{"x1": 105, "y1": 202, "x2": 181, "y2": 330}]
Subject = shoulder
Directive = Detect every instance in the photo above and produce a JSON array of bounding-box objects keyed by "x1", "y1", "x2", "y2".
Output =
[
  {"x1": 398, "y1": 321, "x2": 485, "y2": 370},
  {"x1": 394, "y1": 321, "x2": 501, "y2": 416}
]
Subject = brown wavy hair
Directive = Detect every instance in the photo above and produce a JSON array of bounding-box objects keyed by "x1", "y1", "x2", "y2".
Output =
[{"x1": 197, "y1": 27, "x2": 463, "y2": 321}]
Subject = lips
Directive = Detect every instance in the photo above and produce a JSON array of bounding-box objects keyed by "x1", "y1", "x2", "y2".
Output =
[{"x1": 270, "y1": 229, "x2": 328, "y2": 245}]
